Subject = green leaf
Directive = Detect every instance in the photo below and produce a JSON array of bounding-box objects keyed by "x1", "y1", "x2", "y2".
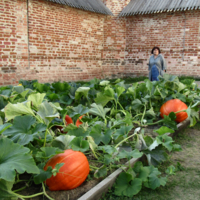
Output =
[
  {"x1": 27, "y1": 93, "x2": 46, "y2": 109},
  {"x1": 165, "y1": 165, "x2": 176, "y2": 175},
  {"x1": 144, "y1": 145, "x2": 168, "y2": 166},
  {"x1": 33, "y1": 163, "x2": 52, "y2": 184},
  {"x1": 99, "y1": 80, "x2": 110, "y2": 86},
  {"x1": 0, "y1": 179, "x2": 17, "y2": 199},
  {"x1": 101, "y1": 129, "x2": 112, "y2": 145},
  {"x1": 4, "y1": 101, "x2": 35, "y2": 121},
  {"x1": 12, "y1": 85, "x2": 24, "y2": 94},
  {"x1": 98, "y1": 145, "x2": 117, "y2": 155},
  {"x1": 0, "y1": 123, "x2": 12, "y2": 135},
  {"x1": 52, "y1": 135, "x2": 75, "y2": 150},
  {"x1": 33, "y1": 82, "x2": 50, "y2": 93},
  {"x1": 75, "y1": 87, "x2": 90, "y2": 100},
  {"x1": 117, "y1": 149, "x2": 143, "y2": 160},
  {"x1": 70, "y1": 137, "x2": 89, "y2": 152},
  {"x1": 36, "y1": 147, "x2": 63, "y2": 161},
  {"x1": 156, "y1": 135, "x2": 174, "y2": 152},
  {"x1": 113, "y1": 125, "x2": 133, "y2": 140},
  {"x1": 115, "y1": 85, "x2": 125, "y2": 98},
  {"x1": 154, "y1": 126, "x2": 174, "y2": 135},
  {"x1": 95, "y1": 92, "x2": 114, "y2": 107},
  {"x1": 145, "y1": 107, "x2": 156, "y2": 118},
  {"x1": 114, "y1": 172, "x2": 142, "y2": 197},
  {"x1": 145, "y1": 79, "x2": 153, "y2": 94},
  {"x1": 126, "y1": 83, "x2": 138, "y2": 99},
  {"x1": 162, "y1": 114, "x2": 177, "y2": 130},
  {"x1": 131, "y1": 99, "x2": 143, "y2": 110},
  {"x1": 138, "y1": 166, "x2": 150, "y2": 182},
  {"x1": 0, "y1": 137, "x2": 39, "y2": 182},
  {"x1": 68, "y1": 127, "x2": 89, "y2": 137},
  {"x1": 52, "y1": 82, "x2": 70, "y2": 93},
  {"x1": 2, "y1": 116, "x2": 47, "y2": 145},
  {"x1": 37, "y1": 101, "x2": 60, "y2": 126},
  {"x1": 71, "y1": 104, "x2": 89, "y2": 116},
  {"x1": 89, "y1": 124, "x2": 102, "y2": 145},
  {"x1": 94, "y1": 166, "x2": 107, "y2": 178},
  {"x1": 52, "y1": 163, "x2": 65, "y2": 176},
  {"x1": 148, "y1": 166, "x2": 167, "y2": 189},
  {"x1": 89, "y1": 103, "x2": 110, "y2": 119}
]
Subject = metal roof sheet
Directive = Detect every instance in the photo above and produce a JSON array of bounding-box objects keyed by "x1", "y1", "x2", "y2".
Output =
[
  {"x1": 119, "y1": 0, "x2": 200, "y2": 16},
  {"x1": 46, "y1": 0, "x2": 113, "y2": 15}
]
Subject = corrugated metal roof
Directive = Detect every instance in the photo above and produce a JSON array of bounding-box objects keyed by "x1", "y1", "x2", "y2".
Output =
[
  {"x1": 119, "y1": 0, "x2": 200, "y2": 16},
  {"x1": 46, "y1": 0, "x2": 113, "y2": 15}
]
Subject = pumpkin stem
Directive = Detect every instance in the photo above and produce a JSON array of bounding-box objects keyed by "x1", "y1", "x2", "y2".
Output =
[{"x1": 115, "y1": 132, "x2": 137, "y2": 148}]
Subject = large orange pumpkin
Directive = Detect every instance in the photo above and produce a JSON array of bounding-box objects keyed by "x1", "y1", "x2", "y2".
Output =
[
  {"x1": 44, "y1": 149, "x2": 90, "y2": 191},
  {"x1": 160, "y1": 99, "x2": 188, "y2": 123}
]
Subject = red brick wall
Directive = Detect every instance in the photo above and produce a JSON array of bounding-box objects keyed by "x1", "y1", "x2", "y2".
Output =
[
  {"x1": 125, "y1": 11, "x2": 200, "y2": 77},
  {"x1": 1, "y1": 0, "x2": 200, "y2": 86},
  {"x1": 0, "y1": 0, "x2": 29, "y2": 85}
]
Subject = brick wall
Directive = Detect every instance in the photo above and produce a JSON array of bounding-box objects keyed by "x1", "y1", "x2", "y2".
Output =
[
  {"x1": 125, "y1": 10, "x2": 200, "y2": 77},
  {"x1": 1, "y1": 0, "x2": 200, "y2": 86}
]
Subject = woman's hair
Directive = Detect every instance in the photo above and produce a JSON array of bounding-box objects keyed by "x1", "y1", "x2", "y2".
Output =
[{"x1": 151, "y1": 46, "x2": 161, "y2": 54}]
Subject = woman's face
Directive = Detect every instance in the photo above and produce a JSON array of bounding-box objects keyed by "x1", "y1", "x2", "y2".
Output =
[{"x1": 153, "y1": 49, "x2": 159, "y2": 56}]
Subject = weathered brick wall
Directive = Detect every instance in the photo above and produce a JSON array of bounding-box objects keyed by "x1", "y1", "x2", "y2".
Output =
[
  {"x1": 28, "y1": 0, "x2": 105, "y2": 83},
  {"x1": 0, "y1": 0, "x2": 29, "y2": 85},
  {"x1": 0, "y1": 0, "x2": 106, "y2": 85},
  {"x1": 1, "y1": 0, "x2": 200, "y2": 86},
  {"x1": 125, "y1": 10, "x2": 200, "y2": 78},
  {"x1": 102, "y1": 0, "x2": 130, "y2": 79}
]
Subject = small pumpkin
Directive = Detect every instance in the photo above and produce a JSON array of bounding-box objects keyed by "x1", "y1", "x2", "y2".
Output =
[
  {"x1": 65, "y1": 115, "x2": 73, "y2": 125},
  {"x1": 44, "y1": 149, "x2": 90, "y2": 191},
  {"x1": 160, "y1": 99, "x2": 188, "y2": 123},
  {"x1": 76, "y1": 115, "x2": 83, "y2": 127}
]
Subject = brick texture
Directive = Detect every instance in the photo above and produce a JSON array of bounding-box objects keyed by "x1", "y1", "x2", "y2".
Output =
[{"x1": 1, "y1": 0, "x2": 200, "y2": 85}]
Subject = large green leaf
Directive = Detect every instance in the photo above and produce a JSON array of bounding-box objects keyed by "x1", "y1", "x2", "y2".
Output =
[
  {"x1": 2, "y1": 115, "x2": 46, "y2": 145},
  {"x1": 114, "y1": 172, "x2": 142, "y2": 197},
  {"x1": 75, "y1": 87, "x2": 90, "y2": 100},
  {"x1": 4, "y1": 101, "x2": 35, "y2": 121},
  {"x1": 148, "y1": 166, "x2": 167, "y2": 189},
  {"x1": 0, "y1": 123, "x2": 12, "y2": 135},
  {"x1": 52, "y1": 82, "x2": 70, "y2": 93},
  {"x1": 89, "y1": 103, "x2": 110, "y2": 120},
  {"x1": 95, "y1": 92, "x2": 114, "y2": 107},
  {"x1": 117, "y1": 149, "x2": 143, "y2": 160},
  {"x1": 52, "y1": 135, "x2": 75, "y2": 150},
  {"x1": 0, "y1": 137, "x2": 39, "y2": 182},
  {"x1": 27, "y1": 93, "x2": 46, "y2": 109},
  {"x1": 0, "y1": 179, "x2": 17, "y2": 199},
  {"x1": 12, "y1": 85, "x2": 24, "y2": 94},
  {"x1": 113, "y1": 125, "x2": 133, "y2": 140},
  {"x1": 35, "y1": 147, "x2": 63, "y2": 162},
  {"x1": 37, "y1": 101, "x2": 60, "y2": 126},
  {"x1": 70, "y1": 137, "x2": 90, "y2": 152},
  {"x1": 154, "y1": 126, "x2": 174, "y2": 135}
]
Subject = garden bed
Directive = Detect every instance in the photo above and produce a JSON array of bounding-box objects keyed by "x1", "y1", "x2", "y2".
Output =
[{"x1": 1, "y1": 74, "x2": 200, "y2": 200}]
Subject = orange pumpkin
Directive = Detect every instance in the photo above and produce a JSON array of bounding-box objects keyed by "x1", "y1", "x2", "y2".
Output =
[
  {"x1": 76, "y1": 115, "x2": 83, "y2": 127},
  {"x1": 160, "y1": 99, "x2": 188, "y2": 123},
  {"x1": 65, "y1": 115, "x2": 73, "y2": 125},
  {"x1": 44, "y1": 149, "x2": 90, "y2": 191}
]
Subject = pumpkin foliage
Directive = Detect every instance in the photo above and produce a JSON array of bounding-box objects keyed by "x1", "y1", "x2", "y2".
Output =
[
  {"x1": 44, "y1": 149, "x2": 90, "y2": 191},
  {"x1": 160, "y1": 99, "x2": 188, "y2": 123}
]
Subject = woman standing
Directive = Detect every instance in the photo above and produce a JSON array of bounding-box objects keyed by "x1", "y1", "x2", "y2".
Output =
[{"x1": 148, "y1": 47, "x2": 167, "y2": 81}]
